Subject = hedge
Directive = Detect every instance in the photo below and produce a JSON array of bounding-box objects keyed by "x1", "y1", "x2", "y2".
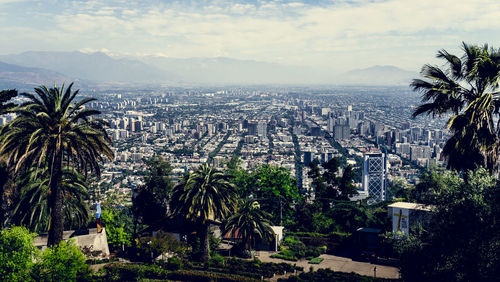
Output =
[{"x1": 168, "y1": 270, "x2": 260, "y2": 282}]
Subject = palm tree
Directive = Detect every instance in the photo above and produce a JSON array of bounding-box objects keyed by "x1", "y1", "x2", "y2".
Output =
[
  {"x1": 171, "y1": 163, "x2": 238, "y2": 261},
  {"x1": 0, "y1": 89, "x2": 17, "y2": 115},
  {"x1": 12, "y1": 165, "x2": 90, "y2": 233},
  {"x1": 222, "y1": 200, "x2": 274, "y2": 253},
  {"x1": 412, "y1": 43, "x2": 500, "y2": 173},
  {"x1": 0, "y1": 83, "x2": 113, "y2": 246}
]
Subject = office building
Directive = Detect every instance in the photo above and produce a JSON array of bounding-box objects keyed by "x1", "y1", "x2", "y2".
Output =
[{"x1": 361, "y1": 153, "x2": 386, "y2": 203}]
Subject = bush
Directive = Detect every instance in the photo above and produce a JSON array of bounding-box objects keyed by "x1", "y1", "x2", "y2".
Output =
[
  {"x1": 207, "y1": 253, "x2": 225, "y2": 268},
  {"x1": 270, "y1": 253, "x2": 298, "y2": 261},
  {"x1": 32, "y1": 240, "x2": 89, "y2": 282},
  {"x1": 308, "y1": 257, "x2": 324, "y2": 264},
  {"x1": 166, "y1": 256, "x2": 183, "y2": 270},
  {"x1": 0, "y1": 226, "x2": 38, "y2": 281},
  {"x1": 168, "y1": 269, "x2": 259, "y2": 281},
  {"x1": 318, "y1": 246, "x2": 327, "y2": 254},
  {"x1": 278, "y1": 268, "x2": 387, "y2": 282},
  {"x1": 101, "y1": 263, "x2": 168, "y2": 281}
]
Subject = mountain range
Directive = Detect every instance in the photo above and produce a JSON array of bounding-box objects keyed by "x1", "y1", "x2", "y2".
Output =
[{"x1": 0, "y1": 51, "x2": 417, "y2": 87}]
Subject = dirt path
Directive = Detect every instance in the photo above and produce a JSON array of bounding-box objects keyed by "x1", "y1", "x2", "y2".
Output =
[{"x1": 255, "y1": 251, "x2": 399, "y2": 280}]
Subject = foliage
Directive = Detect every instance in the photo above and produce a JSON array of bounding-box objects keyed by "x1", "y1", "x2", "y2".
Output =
[
  {"x1": 222, "y1": 200, "x2": 274, "y2": 252},
  {"x1": 135, "y1": 232, "x2": 187, "y2": 262},
  {"x1": 0, "y1": 83, "x2": 113, "y2": 246},
  {"x1": 32, "y1": 240, "x2": 90, "y2": 282},
  {"x1": 229, "y1": 164, "x2": 301, "y2": 226},
  {"x1": 0, "y1": 226, "x2": 38, "y2": 281},
  {"x1": 308, "y1": 257, "x2": 324, "y2": 264},
  {"x1": 12, "y1": 165, "x2": 90, "y2": 233},
  {"x1": 270, "y1": 252, "x2": 298, "y2": 261},
  {"x1": 168, "y1": 269, "x2": 259, "y2": 282},
  {"x1": 171, "y1": 163, "x2": 238, "y2": 261},
  {"x1": 412, "y1": 43, "x2": 500, "y2": 173},
  {"x1": 274, "y1": 236, "x2": 325, "y2": 260},
  {"x1": 100, "y1": 262, "x2": 168, "y2": 281},
  {"x1": 278, "y1": 268, "x2": 391, "y2": 282},
  {"x1": 101, "y1": 208, "x2": 131, "y2": 251},
  {"x1": 308, "y1": 158, "x2": 357, "y2": 212},
  {"x1": 397, "y1": 169, "x2": 500, "y2": 281},
  {"x1": 0, "y1": 89, "x2": 17, "y2": 115},
  {"x1": 166, "y1": 256, "x2": 183, "y2": 270},
  {"x1": 132, "y1": 156, "x2": 174, "y2": 227}
]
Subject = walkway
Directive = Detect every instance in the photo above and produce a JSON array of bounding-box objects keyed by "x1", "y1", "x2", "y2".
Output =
[{"x1": 255, "y1": 251, "x2": 399, "y2": 280}]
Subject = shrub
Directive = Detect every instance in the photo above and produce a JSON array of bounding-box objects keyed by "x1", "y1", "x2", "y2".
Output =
[
  {"x1": 308, "y1": 257, "x2": 324, "y2": 264},
  {"x1": 168, "y1": 269, "x2": 259, "y2": 281},
  {"x1": 278, "y1": 268, "x2": 387, "y2": 281},
  {"x1": 318, "y1": 246, "x2": 327, "y2": 254},
  {"x1": 207, "y1": 253, "x2": 225, "y2": 268},
  {"x1": 270, "y1": 253, "x2": 298, "y2": 261},
  {"x1": 166, "y1": 257, "x2": 183, "y2": 270},
  {"x1": 0, "y1": 226, "x2": 38, "y2": 281},
  {"x1": 101, "y1": 263, "x2": 168, "y2": 281},
  {"x1": 32, "y1": 240, "x2": 89, "y2": 282}
]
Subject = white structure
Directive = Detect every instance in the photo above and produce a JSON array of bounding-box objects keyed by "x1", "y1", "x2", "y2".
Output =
[
  {"x1": 362, "y1": 153, "x2": 386, "y2": 203},
  {"x1": 34, "y1": 228, "x2": 110, "y2": 257},
  {"x1": 387, "y1": 202, "x2": 434, "y2": 235}
]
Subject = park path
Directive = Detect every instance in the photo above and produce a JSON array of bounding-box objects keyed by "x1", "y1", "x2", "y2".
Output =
[{"x1": 254, "y1": 251, "x2": 399, "y2": 280}]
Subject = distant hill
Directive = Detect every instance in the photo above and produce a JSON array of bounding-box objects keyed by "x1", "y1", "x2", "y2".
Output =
[
  {"x1": 0, "y1": 61, "x2": 70, "y2": 88},
  {"x1": 137, "y1": 56, "x2": 324, "y2": 85},
  {"x1": 0, "y1": 51, "x2": 418, "y2": 86},
  {"x1": 0, "y1": 51, "x2": 177, "y2": 84},
  {"x1": 335, "y1": 65, "x2": 417, "y2": 86}
]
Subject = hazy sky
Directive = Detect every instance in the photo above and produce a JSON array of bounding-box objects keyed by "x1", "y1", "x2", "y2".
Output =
[{"x1": 1, "y1": 0, "x2": 499, "y2": 72}]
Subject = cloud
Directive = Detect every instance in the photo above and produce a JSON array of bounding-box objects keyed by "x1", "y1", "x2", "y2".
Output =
[{"x1": 1, "y1": 0, "x2": 500, "y2": 72}]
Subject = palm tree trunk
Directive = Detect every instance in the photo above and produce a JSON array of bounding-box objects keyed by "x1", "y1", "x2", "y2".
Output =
[
  {"x1": 47, "y1": 151, "x2": 64, "y2": 247},
  {"x1": 199, "y1": 223, "x2": 210, "y2": 261}
]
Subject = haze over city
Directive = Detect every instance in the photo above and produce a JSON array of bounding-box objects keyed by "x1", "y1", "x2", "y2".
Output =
[{"x1": 1, "y1": 0, "x2": 499, "y2": 84}]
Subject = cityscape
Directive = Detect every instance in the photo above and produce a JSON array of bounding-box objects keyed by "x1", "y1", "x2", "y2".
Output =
[
  {"x1": 40, "y1": 85, "x2": 443, "y2": 206},
  {"x1": 1, "y1": 0, "x2": 499, "y2": 281}
]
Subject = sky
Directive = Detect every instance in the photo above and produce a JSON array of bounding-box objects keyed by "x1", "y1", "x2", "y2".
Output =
[{"x1": 0, "y1": 0, "x2": 499, "y2": 73}]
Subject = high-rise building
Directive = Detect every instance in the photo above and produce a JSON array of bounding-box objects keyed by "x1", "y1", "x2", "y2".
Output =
[
  {"x1": 327, "y1": 113, "x2": 334, "y2": 133},
  {"x1": 334, "y1": 125, "x2": 350, "y2": 140},
  {"x1": 248, "y1": 122, "x2": 258, "y2": 136},
  {"x1": 362, "y1": 153, "x2": 386, "y2": 203},
  {"x1": 303, "y1": 151, "x2": 314, "y2": 166},
  {"x1": 257, "y1": 121, "x2": 267, "y2": 137}
]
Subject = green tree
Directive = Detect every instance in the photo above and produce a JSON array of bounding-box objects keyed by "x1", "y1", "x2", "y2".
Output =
[
  {"x1": 0, "y1": 226, "x2": 38, "y2": 281},
  {"x1": 0, "y1": 89, "x2": 17, "y2": 115},
  {"x1": 253, "y1": 164, "x2": 301, "y2": 226},
  {"x1": 12, "y1": 166, "x2": 90, "y2": 233},
  {"x1": 222, "y1": 200, "x2": 274, "y2": 253},
  {"x1": 412, "y1": 43, "x2": 500, "y2": 173},
  {"x1": 0, "y1": 83, "x2": 114, "y2": 246},
  {"x1": 0, "y1": 89, "x2": 17, "y2": 228},
  {"x1": 133, "y1": 156, "x2": 174, "y2": 228},
  {"x1": 101, "y1": 208, "x2": 131, "y2": 251},
  {"x1": 399, "y1": 169, "x2": 500, "y2": 281},
  {"x1": 32, "y1": 240, "x2": 89, "y2": 282},
  {"x1": 308, "y1": 158, "x2": 357, "y2": 211},
  {"x1": 171, "y1": 163, "x2": 238, "y2": 261}
]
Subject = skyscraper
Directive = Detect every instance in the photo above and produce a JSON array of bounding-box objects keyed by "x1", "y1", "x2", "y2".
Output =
[
  {"x1": 362, "y1": 153, "x2": 386, "y2": 203},
  {"x1": 248, "y1": 122, "x2": 258, "y2": 136},
  {"x1": 257, "y1": 121, "x2": 267, "y2": 137}
]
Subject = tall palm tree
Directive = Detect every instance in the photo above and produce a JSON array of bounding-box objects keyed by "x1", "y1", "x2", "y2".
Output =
[
  {"x1": 13, "y1": 165, "x2": 90, "y2": 233},
  {"x1": 412, "y1": 43, "x2": 500, "y2": 173},
  {"x1": 171, "y1": 163, "x2": 238, "y2": 261},
  {"x1": 0, "y1": 83, "x2": 113, "y2": 246},
  {"x1": 222, "y1": 200, "x2": 274, "y2": 253}
]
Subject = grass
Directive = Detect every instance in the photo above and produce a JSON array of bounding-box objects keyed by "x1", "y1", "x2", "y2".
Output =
[{"x1": 308, "y1": 257, "x2": 324, "y2": 264}]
